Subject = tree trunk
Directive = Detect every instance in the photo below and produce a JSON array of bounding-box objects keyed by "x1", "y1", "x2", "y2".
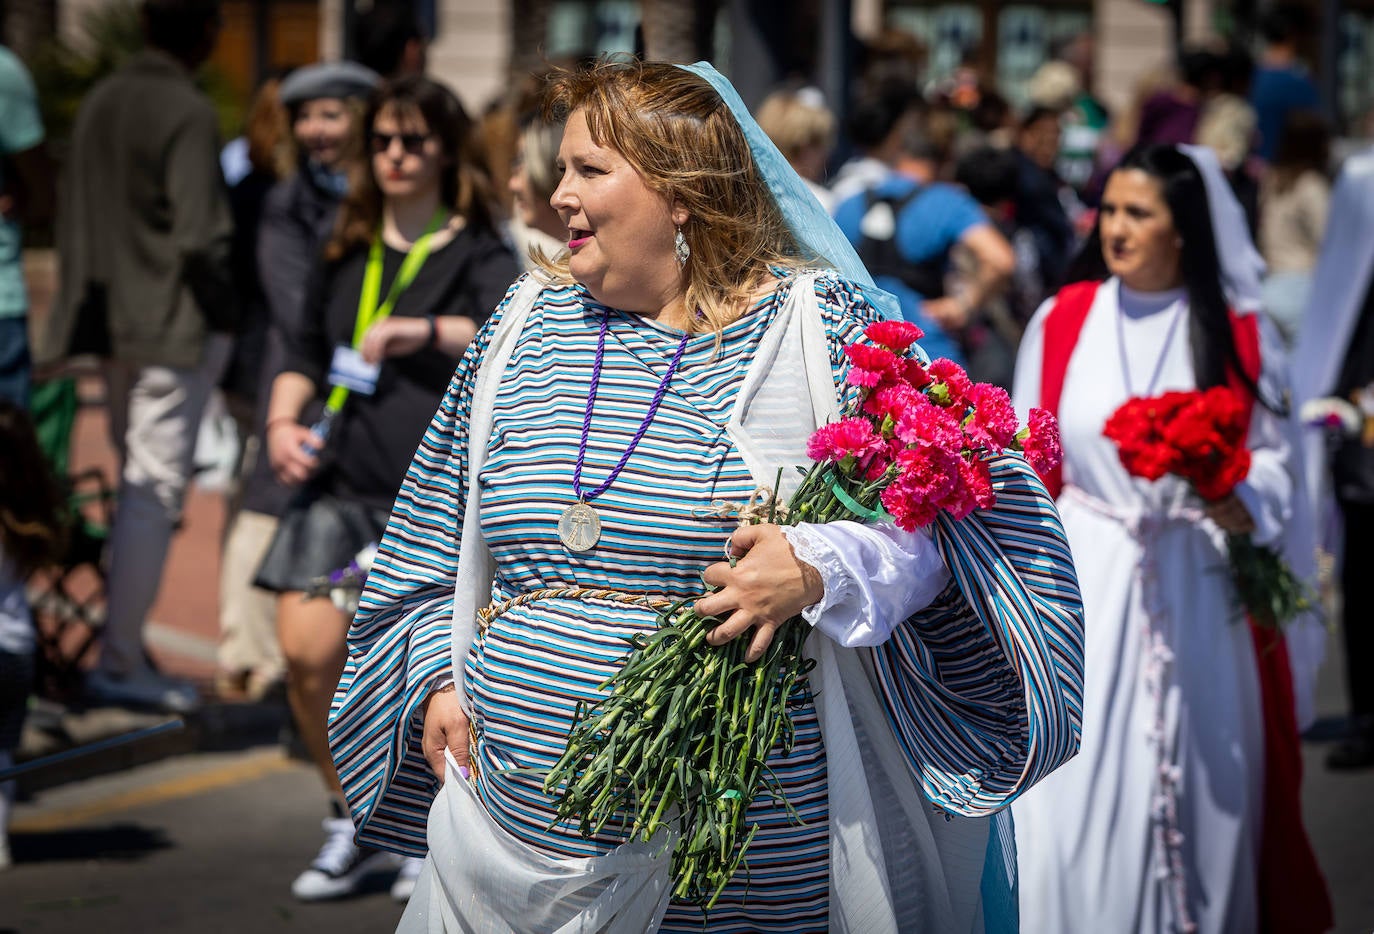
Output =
[
  {"x1": 2, "y1": 0, "x2": 57, "y2": 62},
  {"x1": 642, "y1": 0, "x2": 718, "y2": 63},
  {"x1": 509, "y1": 0, "x2": 551, "y2": 80}
]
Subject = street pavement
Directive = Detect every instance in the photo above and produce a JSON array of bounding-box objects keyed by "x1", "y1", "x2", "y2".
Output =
[
  {"x1": 7, "y1": 254, "x2": 1374, "y2": 931},
  {"x1": 2, "y1": 750, "x2": 410, "y2": 933},
  {"x1": 4, "y1": 699, "x2": 1373, "y2": 933}
]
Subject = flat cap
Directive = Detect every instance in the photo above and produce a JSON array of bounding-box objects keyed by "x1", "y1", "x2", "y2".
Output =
[{"x1": 280, "y1": 61, "x2": 380, "y2": 106}]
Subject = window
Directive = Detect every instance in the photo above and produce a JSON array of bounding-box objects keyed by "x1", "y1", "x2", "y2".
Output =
[
  {"x1": 547, "y1": 0, "x2": 641, "y2": 58},
  {"x1": 1339, "y1": 11, "x2": 1374, "y2": 133},
  {"x1": 997, "y1": 6, "x2": 1091, "y2": 109},
  {"x1": 888, "y1": 4, "x2": 983, "y2": 87},
  {"x1": 886, "y1": 0, "x2": 1091, "y2": 102}
]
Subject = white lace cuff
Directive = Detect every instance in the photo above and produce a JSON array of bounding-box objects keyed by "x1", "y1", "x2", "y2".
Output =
[
  {"x1": 783, "y1": 524, "x2": 857, "y2": 623},
  {"x1": 780, "y1": 520, "x2": 951, "y2": 648}
]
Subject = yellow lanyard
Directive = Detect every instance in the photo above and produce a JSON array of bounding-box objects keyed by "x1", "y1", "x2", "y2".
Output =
[{"x1": 325, "y1": 208, "x2": 447, "y2": 413}]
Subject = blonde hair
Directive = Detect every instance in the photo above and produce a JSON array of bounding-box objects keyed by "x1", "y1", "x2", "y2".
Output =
[
  {"x1": 1195, "y1": 93, "x2": 1257, "y2": 171},
  {"x1": 755, "y1": 89, "x2": 836, "y2": 165},
  {"x1": 1026, "y1": 61, "x2": 1081, "y2": 112},
  {"x1": 519, "y1": 117, "x2": 564, "y2": 204},
  {"x1": 538, "y1": 59, "x2": 802, "y2": 335}
]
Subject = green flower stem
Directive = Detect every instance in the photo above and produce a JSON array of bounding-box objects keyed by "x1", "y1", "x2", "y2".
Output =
[
  {"x1": 545, "y1": 455, "x2": 875, "y2": 904},
  {"x1": 1226, "y1": 533, "x2": 1312, "y2": 629}
]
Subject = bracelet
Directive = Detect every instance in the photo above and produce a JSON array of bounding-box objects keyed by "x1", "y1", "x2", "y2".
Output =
[
  {"x1": 264, "y1": 416, "x2": 297, "y2": 434},
  {"x1": 426, "y1": 314, "x2": 440, "y2": 349},
  {"x1": 422, "y1": 681, "x2": 456, "y2": 714}
]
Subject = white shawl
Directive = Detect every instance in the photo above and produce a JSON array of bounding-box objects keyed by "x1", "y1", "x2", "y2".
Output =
[{"x1": 399, "y1": 271, "x2": 992, "y2": 933}]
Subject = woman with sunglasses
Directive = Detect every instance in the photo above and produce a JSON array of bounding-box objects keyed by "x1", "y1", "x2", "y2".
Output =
[{"x1": 258, "y1": 74, "x2": 517, "y2": 904}]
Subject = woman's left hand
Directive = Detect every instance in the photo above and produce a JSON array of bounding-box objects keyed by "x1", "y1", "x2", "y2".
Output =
[
  {"x1": 359, "y1": 316, "x2": 430, "y2": 364},
  {"x1": 1205, "y1": 493, "x2": 1257, "y2": 534},
  {"x1": 695, "y1": 524, "x2": 824, "y2": 663}
]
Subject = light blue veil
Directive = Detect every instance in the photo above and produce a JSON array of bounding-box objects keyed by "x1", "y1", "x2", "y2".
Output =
[{"x1": 677, "y1": 61, "x2": 902, "y2": 321}]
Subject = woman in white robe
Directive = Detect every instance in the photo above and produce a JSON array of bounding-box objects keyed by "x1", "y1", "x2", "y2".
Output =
[
  {"x1": 1010, "y1": 143, "x2": 1332, "y2": 933},
  {"x1": 1292, "y1": 144, "x2": 1374, "y2": 770}
]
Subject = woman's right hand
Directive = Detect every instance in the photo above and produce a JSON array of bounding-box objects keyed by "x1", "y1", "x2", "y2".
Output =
[
  {"x1": 421, "y1": 685, "x2": 472, "y2": 781},
  {"x1": 266, "y1": 421, "x2": 321, "y2": 486}
]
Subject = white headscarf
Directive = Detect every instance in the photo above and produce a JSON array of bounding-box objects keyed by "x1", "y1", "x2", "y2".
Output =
[
  {"x1": 1292, "y1": 146, "x2": 1374, "y2": 412},
  {"x1": 1179, "y1": 143, "x2": 1328, "y2": 728},
  {"x1": 1291, "y1": 146, "x2": 1374, "y2": 535},
  {"x1": 1179, "y1": 143, "x2": 1267, "y2": 313}
]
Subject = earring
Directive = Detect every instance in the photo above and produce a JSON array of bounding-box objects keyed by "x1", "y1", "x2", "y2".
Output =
[
  {"x1": 674, "y1": 226, "x2": 690, "y2": 268},
  {"x1": 1175, "y1": 235, "x2": 1184, "y2": 248}
]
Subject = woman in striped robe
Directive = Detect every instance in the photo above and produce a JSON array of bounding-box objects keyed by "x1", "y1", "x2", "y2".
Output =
[{"x1": 328, "y1": 59, "x2": 1085, "y2": 933}]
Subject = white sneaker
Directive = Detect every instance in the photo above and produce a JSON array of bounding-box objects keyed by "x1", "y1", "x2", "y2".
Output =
[
  {"x1": 291, "y1": 817, "x2": 392, "y2": 901},
  {"x1": 390, "y1": 855, "x2": 424, "y2": 902},
  {"x1": 86, "y1": 669, "x2": 201, "y2": 714}
]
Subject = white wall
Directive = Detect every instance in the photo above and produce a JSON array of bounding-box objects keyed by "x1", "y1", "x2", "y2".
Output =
[
  {"x1": 1094, "y1": 0, "x2": 1175, "y2": 117},
  {"x1": 428, "y1": 0, "x2": 512, "y2": 114},
  {"x1": 1094, "y1": 0, "x2": 1220, "y2": 117},
  {"x1": 320, "y1": 0, "x2": 345, "y2": 61},
  {"x1": 318, "y1": 0, "x2": 511, "y2": 114}
]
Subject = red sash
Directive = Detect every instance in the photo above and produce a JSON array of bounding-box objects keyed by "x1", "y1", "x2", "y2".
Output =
[{"x1": 1038, "y1": 280, "x2": 1333, "y2": 932}]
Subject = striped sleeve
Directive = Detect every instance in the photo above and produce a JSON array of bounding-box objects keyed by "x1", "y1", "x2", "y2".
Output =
[
  {"x1": 328, "y1": 276, "x2": 526, "y2": 856},
  {"x1": 811, "y1": 270, "x2": 1084, "y2": 815},
  {"x1": 870, "y1": 453, "x2": 1085, "y2": 815}
]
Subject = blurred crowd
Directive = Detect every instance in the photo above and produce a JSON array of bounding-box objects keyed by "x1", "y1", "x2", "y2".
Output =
[
  {"x1": 0, "y1": 0, "x2": 1369, "y2": 915},
  {"x1": 770, "y1": 3, "x2": 1335, "y2": 386}
]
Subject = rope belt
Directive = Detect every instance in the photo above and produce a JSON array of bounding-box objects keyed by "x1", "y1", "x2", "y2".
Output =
[
  {"x1": 692, "y1": 485, "x2": 787, "y2": 524},
  {"x1": 476, "y1": 587, "x2": 676, "y2": 634},
  {"x1": 1061, "y1": 483, "x2": 1207, "y2": 535}
]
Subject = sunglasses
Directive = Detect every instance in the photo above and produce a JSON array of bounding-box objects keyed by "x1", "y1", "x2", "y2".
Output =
[{"x1": 370, "y1": 131, "x2": 432, "y2": 156}]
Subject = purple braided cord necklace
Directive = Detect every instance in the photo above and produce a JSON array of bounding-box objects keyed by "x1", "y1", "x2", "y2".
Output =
[{"x1": 559, "y1": 305, "x2": 690, "y2": 552}]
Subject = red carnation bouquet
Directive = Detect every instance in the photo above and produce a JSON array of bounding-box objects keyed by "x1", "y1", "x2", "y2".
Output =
[
  {"x1": 1103, "y1": 387, "x2": 1309, "y2": 629},
  {"x1": 545, "y1": 319, "x2": 1063, "y2": 906}
]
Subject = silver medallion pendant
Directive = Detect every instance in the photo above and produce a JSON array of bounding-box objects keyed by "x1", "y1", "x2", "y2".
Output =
[{"x1": 558, "y1": 501, "x2": 601, "y2": 552}]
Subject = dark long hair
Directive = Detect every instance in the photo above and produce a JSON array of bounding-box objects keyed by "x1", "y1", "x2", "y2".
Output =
[
  {"x1": 1064, "y1": 143, "x2": 1274, "y2": 410},
  {"x1": 326, "y1": 75, "x2": 500, "y2": 261},
  {"x1": 0, "y1": 400, "x2": 64, "y2": 576}
]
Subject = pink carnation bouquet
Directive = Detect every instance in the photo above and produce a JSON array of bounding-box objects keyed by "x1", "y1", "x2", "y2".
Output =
[
  {"x1": 798, "y1": 320, "x2": 1061, "y2": 530},
  {"x1": 545, "y1": 320, "x2": 1063, "y2": 906}
]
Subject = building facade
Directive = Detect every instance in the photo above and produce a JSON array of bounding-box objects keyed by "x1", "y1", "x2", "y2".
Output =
[{"x1": 42, "y1": 0, "x2": 1361, "y2": 139}]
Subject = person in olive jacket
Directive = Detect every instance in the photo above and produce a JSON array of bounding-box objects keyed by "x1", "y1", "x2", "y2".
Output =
[{"x1": 39, "y1": 0, "x2": 238, "y2": 714}]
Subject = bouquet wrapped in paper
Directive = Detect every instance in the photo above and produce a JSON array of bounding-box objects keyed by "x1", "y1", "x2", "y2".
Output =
[{"x1": 542, "y1": 320, "x2": 1063, "y2": 905}]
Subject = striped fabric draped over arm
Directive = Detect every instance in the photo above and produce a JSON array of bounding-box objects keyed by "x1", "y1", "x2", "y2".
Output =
[
  {"x1": 810, "y1": 271, "x2": 1084, "y2": 815},
  {"x1": 328, "y1": 281, "x2": 520, "y2": 856},
  {"x1": 870, "y1": 452, "x2": 1085, "y2": 815}
]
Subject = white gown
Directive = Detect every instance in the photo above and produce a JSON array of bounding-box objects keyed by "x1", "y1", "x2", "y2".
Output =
[{"x1": 1010, "y1": 278, "x2": 1297, "y2": 933}]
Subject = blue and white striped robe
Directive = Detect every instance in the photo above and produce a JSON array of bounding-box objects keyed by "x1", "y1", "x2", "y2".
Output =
[{"x1": 329, "y1": 273, "x2": 1085, "y2": 930}]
